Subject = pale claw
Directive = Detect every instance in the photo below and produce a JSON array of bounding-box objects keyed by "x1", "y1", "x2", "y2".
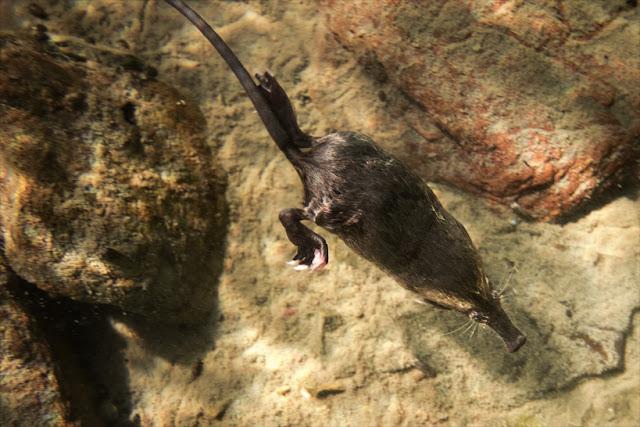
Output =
[
  {"x1": 294, "y1": 264, "x2": 309, "y2": 271},
  {"x1": 310, "y1": 249, "x2": 327, "y2": 271}
]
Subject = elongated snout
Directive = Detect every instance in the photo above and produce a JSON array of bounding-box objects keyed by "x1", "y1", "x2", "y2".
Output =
[{"x1": 487, "y1": 310, "x2": 526, "y2": 353}]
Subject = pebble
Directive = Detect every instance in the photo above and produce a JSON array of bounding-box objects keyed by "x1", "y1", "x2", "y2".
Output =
[{"x1": 276, "y1": 386, "x2": 291, "y2": 396}]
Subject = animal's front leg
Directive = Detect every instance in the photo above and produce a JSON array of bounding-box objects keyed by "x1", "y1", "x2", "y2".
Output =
[{"x1": 279, "y1": 208, "x2": 328, "y2": 271}]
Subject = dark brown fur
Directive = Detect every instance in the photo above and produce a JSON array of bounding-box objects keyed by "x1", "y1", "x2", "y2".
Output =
[{"x1": 297, "y1": 132, "x2": 525, "y2": 352}]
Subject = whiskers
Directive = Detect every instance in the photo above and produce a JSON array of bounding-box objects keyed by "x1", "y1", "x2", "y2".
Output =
[
  {"x1": 469, "y1": 322, "x2": 480, "y2": 339},
  {"x1": 440, "y1": 319, "x2": 473, "y2": 337},
  {"x1": 513, "y1": 312, "x2": 530, "y2": 326},
  {"x1": 497, "y1": 265, "x2": 518, "y2": 299},
  {"x1": 440, "y1": 319, "x2": 483, "y2": 341}
]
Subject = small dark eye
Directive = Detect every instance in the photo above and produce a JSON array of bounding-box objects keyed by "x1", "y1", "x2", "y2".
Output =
[{"x1": 470, "y1": 311, "x2": 488, "y2": 323}]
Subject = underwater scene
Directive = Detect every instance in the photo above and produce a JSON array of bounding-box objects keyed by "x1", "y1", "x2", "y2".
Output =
[{"x1": 0, "y1": 0, "x2": 638, "y2": 426}]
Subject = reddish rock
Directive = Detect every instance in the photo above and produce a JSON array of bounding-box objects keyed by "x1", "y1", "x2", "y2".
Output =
[{"x1": 321, "y1": 0, "x2": 638, "y2": 220}]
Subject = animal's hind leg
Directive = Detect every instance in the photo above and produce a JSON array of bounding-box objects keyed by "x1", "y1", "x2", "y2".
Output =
[
  {"x1": 279, "y1": 208, "x2": 328, "y2": 271},
  {"x1": 256, "y1": 72, "x2": 312, "y2": 148}
]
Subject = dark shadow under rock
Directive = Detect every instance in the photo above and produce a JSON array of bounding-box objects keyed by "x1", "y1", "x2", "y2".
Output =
[
  {"x1": 1, "y1": 264, "x2": 72, "y2": 426},
  {"x1": 3, "y1": 261, "x2": 222, "y2": 426}
]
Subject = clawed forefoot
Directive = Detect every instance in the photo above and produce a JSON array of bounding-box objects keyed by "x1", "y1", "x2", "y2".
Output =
[
  {"x1": 287, "y1": 240, "x2": 328, "y2": 272},
  {"x1": 279, "y1": 208, "x2": 328, "y2": 272}
]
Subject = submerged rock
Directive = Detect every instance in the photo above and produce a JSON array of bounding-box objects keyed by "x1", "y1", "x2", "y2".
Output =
[
  {"x1": 0, "y1": 33, "x2": 227, "y2": 323},
  {"x1": 0, "y1": 262, "x2": 72, "y2": 426},
  {"x1": 322, "y1": 0, "x2": 638, "y2": 220}
]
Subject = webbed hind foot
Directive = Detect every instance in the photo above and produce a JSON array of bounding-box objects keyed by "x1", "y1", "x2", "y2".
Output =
[
  {"x1": 279, "y1": 208, "x2": 328, "y2": 271},
  {"x1": 256, "y1": 72, "x2": 312, "y2": 148}
]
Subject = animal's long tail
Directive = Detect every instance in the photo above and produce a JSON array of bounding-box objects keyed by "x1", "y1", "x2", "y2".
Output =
[{"x1": 164, "y1": 0, "x2": 310, "y2": 157}]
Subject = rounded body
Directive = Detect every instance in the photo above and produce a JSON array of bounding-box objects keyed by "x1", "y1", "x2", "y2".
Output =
[{"x1": 297, "y1": 132, "x2": 525, "y2": 352}]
